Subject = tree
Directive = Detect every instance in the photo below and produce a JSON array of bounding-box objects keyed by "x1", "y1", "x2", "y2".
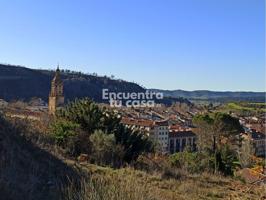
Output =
[
  {"x1": 213, "y1": 112, "x2": 244, "y2": 151},
  {"x1": 50, "y1": 119, "x2": 90, "y2": 156},
  {"x1": 50, "y1": 119, "x2": 80, "y2": 146},
  {"x1": 57, "y1": 98, "x2": 103, "y2": 133},
  {"x1": 114, "y1": 124, "x2": 154, "y2": 163},
  {"x1": 89, "y1": 130, "x2": 124, "y2": 167},
  {"x1": 55, "y1": 98, "x2": 154, "y2": 163},
  {"x1": 193, "y1": 112, "x2": 244, "y2": 174},
  {"x1": 192, "y1": 114, "x2": 214, "y2": 152},
  {"x1": 100, "y1": 108, "x2": 121, "y2": 134},
  {"x1": 238, "y1": 138, "x2": 255, "y2": 168},
  {"x1": 217, "y1": 145, "x2": 240, "y2": 176}
]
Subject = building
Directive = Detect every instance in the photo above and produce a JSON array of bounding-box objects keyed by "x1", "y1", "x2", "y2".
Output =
[
  {"x1": 151, "y1": 120, "x2": 169, "y2": 153},
  {"x1": 121, "y1": 117, "x2": 169, "y2": 153},
  {"x1": 169, "y1": 129, "x2": 197, "y2": 154},
  {"x1": 250, "y1": 130, "x2": 266, "y2": 157},
  {"x1": 48, "y1": 66, "x2": 64, "y2": 115},
  {"x1": 121, "y1": 117, "x2": 154, "y2": 133}
]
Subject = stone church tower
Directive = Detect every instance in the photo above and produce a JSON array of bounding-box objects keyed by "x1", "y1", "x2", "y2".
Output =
[{"x1": 48, "y1": 66, "x2": 64, "y2": 115}]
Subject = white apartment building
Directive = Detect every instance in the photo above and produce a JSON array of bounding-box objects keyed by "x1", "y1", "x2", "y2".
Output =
[
  {"x1": 121, "y1": 117, "x2": 169, "y2": 153},
  {"x1": 151, "y1": 120, "x2": 169, "y2": 153},
  {"x1": 250, "y1": 131, "x2": 265, "y2": 157}
]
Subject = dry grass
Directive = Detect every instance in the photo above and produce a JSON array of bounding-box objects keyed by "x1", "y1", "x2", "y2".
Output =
[
  {"x1": 61, "y1": 163, "x2": 266, "y2": 200},
  {"x1": 0, "y1": 116, "x2": 265, "y2": 200}
]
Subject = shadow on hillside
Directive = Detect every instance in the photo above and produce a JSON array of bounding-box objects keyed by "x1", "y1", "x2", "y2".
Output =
[{"x1": 0, "y1": 116, "x2": 83, "y2": 200}]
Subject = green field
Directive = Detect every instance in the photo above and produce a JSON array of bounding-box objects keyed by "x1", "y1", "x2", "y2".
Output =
[{"x1": 224, "y1": 102, "x2": 266, "y2": 113}]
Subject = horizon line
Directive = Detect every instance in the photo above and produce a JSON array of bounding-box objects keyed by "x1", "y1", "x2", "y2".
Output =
[{"x1": 0, "y1": 61, "x2": 265, "y2": 93}]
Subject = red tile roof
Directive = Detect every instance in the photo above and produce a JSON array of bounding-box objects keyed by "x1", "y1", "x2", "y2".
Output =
[{"x1": 121, "y1": 117, "x2": 154, "y2": 127}]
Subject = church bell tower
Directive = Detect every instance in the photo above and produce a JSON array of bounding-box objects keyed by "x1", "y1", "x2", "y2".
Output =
[{"x1": 48, "y1": 66, "x2": 64, "y2": 115}]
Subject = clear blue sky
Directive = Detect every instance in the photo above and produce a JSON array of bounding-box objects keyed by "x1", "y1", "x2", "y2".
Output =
[{"x1": 0, "y1": 0, "x2": 264, "y2": 91}]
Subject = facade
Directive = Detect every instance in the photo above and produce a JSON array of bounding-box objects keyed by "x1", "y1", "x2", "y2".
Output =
[
  {"x1": 169, "y1": 129, "x2": 197, "y2": 154},
  {"x1": 121, "y1": 117, "x2": 169, "y2": 153},
  {"x1": 121, "y1": 117, "x2": 198, "y2": 154},
  {"x1": 250, "y1": 130, "x2": 266, "y2": 157},
  {"x1": 151, "y1": 120, "x2": 169, "y2": 153},
  {"x1": 48, "y1": 67, "x2": 64, "y2": 115}
]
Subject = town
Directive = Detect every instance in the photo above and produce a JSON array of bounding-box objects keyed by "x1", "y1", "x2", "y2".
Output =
[
  {"x1": 2, "y1": 67, "x2": 265, "y2": 158},
  {"x1": 1, "y1": 67, "x2": 265, "y2": 191},
  {"x1": 1, "y1": 0, "x2": 264, "y2": 199}
]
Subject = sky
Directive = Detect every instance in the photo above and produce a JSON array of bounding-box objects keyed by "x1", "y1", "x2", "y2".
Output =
[{"x1": 0, "y1": 0, "x2": 265, "y2": 92}]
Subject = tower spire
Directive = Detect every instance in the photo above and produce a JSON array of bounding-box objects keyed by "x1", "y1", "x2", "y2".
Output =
[{"x1": 48, "y1": 65, "x2": 64, "y2": 115}]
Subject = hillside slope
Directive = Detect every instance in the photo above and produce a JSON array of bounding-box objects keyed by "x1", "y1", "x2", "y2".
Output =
[
  {"x1": 151, "y1": 89, "x2": 265, "y2": 102},
  {"x1": 0, "y1": 115, "x2": 265, "y2": 200},
  {"x1": 0, "y1": 64, "x2": 144, "y2": 102},
  {"x1": 0, "y1": 115, "x2": 81, "y2": 200}
]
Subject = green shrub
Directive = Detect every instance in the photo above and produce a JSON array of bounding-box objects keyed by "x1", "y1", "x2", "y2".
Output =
[
  {"x1": 169, "y1": 151, "x2": 215, "y2": 174},
  {"x1": 217, "y1": 145, "x2": 240, "y2": 176},
  {"x1": 57, "y1": 98, "x2": 104, "y2": 133},
  {"x1": 54, "y1": 98, "x2": 154, "y2": 164},
  {"x1": 50, "y1": 119, "x2": 91, "y2": 156},
  {"x1": 114, "y1": 124, "x2": 154, "y2": 163},
  {"x1": 89, "y1": 130, "x2": 124, "y2": 167},
  {"x1": 50, "y1": 119, "x2": 80, "y2": 145}
]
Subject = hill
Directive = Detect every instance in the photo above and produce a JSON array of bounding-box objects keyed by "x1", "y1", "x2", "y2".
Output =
[
  {"x1": 1, "y1": 64, "x2": 263, "y2": 105},
  {"x1": 0, "y1": 64, "x2": 191, "y2": 106},
  {"x1": 0, "y1": 64, "x2": 144, "y2": 102},
  {"x1": 151, "y1": 89, "x2": 265, "y2": 103},
  {"x1": 0, "y1": 115, "x2": 265, "y2": 200}
]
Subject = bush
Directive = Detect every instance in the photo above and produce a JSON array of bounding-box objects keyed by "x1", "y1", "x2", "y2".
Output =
[
  {"x1": 57, "y1": 98, "x2": 104, "y2": 133},
  {"x1": 50, "y1": 119, "x2": 90, "y2": 156},
  {"x1": 217, "y1": 145, "x2": 240, "y2": 176},
  {"x1": 50, "y1": 119, "x2": 80, "y2": 145},
  {"x1": 169, "y1": 151, "x2": 215, "y2": 174},
  {"x1": 89, "y1": 130, "x2": 124, "y2": 167},
  {"x1": 114, "y1": 124, "x2": 154, "y2": 163}
]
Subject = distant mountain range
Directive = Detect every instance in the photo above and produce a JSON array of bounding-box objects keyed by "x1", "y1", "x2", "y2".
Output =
[
  {"x1": 0, "y1": 64, "x2": 264, "y2": 104},
  {"x1": 150, "y1": 89, "x2": 265, "y2": 102}
]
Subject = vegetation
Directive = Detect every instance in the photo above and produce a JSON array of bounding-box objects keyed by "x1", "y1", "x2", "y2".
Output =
[
  {"x1": 0, "y1": 97, "x2": 265, "y2": 200},
  {"x1": 51, "y1": 98, "x2": 154, "y2": 165},
  {"x1": 89, "y1": 130, "x2": 124, "y2": 167},
  {"x1": 51, "y1": 119, "x2": 80, "y2": 146},
  {"x1": 221, "y1": 102, "x2": 266, "y2": 115},
  {"x1": 151, "y1": 89, "x2": 265, "y2": 103},
  {"x1": 193, "y1": 112, "x2": 244, "y2": 175},
  {"x1": 169, "y1": 151, "x2": 213, "y2": 174}
]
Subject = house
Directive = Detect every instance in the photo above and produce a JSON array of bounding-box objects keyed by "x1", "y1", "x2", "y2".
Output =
[
  {"x1": 120, "y1": 117, "x2": 154, "y2": 133},
  {"x1": 168, "y1": 129, "x2": 197, "y2": 154},
  {"x1": 250, "y1": 130, "x2": 266, "y2": 157},
  {"x1": 151, "y1": 120, "x2": 169, "y2": 153},
  {"x1": 121, "y1": 117, "x2": 169, "y2": 153}
]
